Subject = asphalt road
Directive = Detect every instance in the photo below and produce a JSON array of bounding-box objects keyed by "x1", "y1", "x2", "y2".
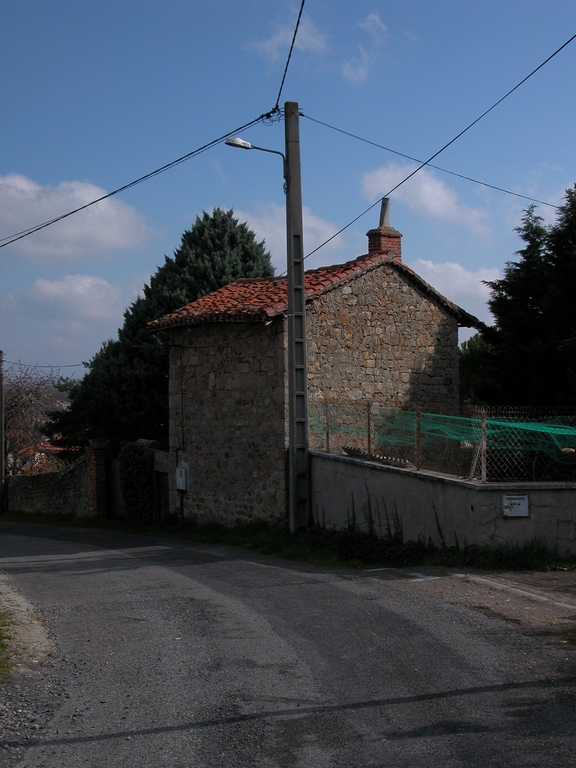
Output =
[{"x1": 1, "y1": 523, "x2": 575, "y2": 767}]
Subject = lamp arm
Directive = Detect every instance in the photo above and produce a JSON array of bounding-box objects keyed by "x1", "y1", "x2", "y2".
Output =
[
  {"x1": 251, "y1": 145, "x2": 286, "y2": 162},
  {"x1": 251, "y1": 146, "x2": 288, "y2": 187}
]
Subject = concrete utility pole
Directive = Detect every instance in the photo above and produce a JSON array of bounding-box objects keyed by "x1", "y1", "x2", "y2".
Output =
[
  {"x1": 225, "y1": 102, "x2": 311, "y2": 532},
  {"x1": 284, "y1": 102, "x2": 310, "y2": 532}
]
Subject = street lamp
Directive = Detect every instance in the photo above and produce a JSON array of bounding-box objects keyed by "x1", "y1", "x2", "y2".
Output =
[
  {"x1": 225, "y1": 136, "x2": 283, "y2": 158},
  {"x1": 225, "y1": 137, "x2": 252, "y2": 149},
  {"x1": 225, "y1": 137, "x2": 288, "y2": 191},
  {"x1": 225, "y1": 102, "x2": 310, "y2": 533}
]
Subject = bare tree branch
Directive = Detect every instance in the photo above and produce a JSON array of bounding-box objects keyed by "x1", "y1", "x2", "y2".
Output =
[{"x1": 4, "y1": 363, "x2": 68, "y2": 475}]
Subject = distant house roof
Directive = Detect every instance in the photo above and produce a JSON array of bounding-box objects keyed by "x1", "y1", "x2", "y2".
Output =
[{"x1": 149, "y1": 253, "x2": 480, "y2": 331}]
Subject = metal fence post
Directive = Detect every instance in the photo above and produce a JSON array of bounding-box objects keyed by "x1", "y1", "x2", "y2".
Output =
[
  {"x1": 416, "y1": 408, "x2": 422, "y2": 470},
  {"x1": 480, "y1": 408, "x2": 487, "y2": 483}
]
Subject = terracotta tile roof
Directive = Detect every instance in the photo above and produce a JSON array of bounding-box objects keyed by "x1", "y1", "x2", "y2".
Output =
[{"x1": 148, "y1": 253, "x2": 479, "y2": 331}]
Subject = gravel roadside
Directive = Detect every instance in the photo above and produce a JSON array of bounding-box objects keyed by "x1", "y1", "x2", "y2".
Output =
[
  {"x1": 0, "y1": 574, "x2": 62, "y2": 768},
  {"x1": 392, "y1": 567, "x2": 576, "y2": 648}
]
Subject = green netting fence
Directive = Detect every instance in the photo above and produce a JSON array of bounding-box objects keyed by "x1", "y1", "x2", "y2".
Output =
[{"x1": 308, "y1": 401, "x2": 576, "y2": 482}]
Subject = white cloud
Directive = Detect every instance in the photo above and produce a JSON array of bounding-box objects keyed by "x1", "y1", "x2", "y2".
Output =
[
  {"x1": 0, "y1": 274, "x2": 129, "y2": 366},
  {"x1": 342, "y1": 49, "x2": 372, "y2": 84},
  {"x1": 236, "y1": 202, "x2": 349, "y2": 272},
  {"x1": 358, "y1": 12, "x2": 389, "y2": 43},
  {"x1": 0, "y1": 173, "x2": 150, "y2": 261},
  {"x1": 363, "y1": 162, "x2": 490, "y2": 235},
  {"x1": 343, "y1": 13, "x2": 389, "y2": 83},
  {"x1": 249, "y1": 14, "x2": 327, "y2": 60},
  {"x1": 25, "y1": 275, "x2": 127, "y2": 320},
  {"x1": 539, "y1": 184, "x2": 569, "y2": 225},
  {"x1": 1, "y1": 275, "x2": 126, "y2": 327},
  {"x1": 408, "y1": 259, "x2": 499, "y2": 325},
  {"x1": 127, "y1": 270, "x2": 153, "y2": 300}
]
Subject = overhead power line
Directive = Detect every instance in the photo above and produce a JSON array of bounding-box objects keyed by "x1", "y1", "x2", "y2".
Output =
[
  {"x1": 2, "y1": 6, "x2": 310, "y2": 368},
  {"x1": 274, "y1": 0, "x2": 306, "y2": 110},
  {"x1": 0, "y1": 112, "x2": 273, "y2": 250},
  {"x1": 302, "y1": 114, "x2": 561, "y2": 210},
  {"x1": 0, "y1": 0, "x2": 307, "y2": 252},
  {"x1": 302, "y1": 31, "x2": 576, "y2": 263},
  {"x1": 4, "y1": 360, "x2": 84, "y2": 369}
]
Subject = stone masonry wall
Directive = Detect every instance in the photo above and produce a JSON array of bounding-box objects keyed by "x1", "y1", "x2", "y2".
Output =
[
  {"x1": 306, "y1": 263, "x2": 460, "y2": 451},
  {"x1": 167, "y1": 261, "x2": 462, "y2": 525},
  {"x1": 168, "y1": 321, "x2": 287, "y2": 524},
  {"x1": 6, "y1": 453, "x2": 92, "y2": 517},
  {"x1": 90, "y1": 446, "x2": 110, "y2": 517}
]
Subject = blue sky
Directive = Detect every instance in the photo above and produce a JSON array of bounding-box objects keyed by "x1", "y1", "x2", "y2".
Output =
[{"x1": 1, "y1": 1, "x2": 575, "y2": 370}]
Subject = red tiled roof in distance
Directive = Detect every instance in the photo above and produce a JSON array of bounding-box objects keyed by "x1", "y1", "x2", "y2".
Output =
[{"x1": 148, "y1": 253, "x2": 480, "y2": 331}]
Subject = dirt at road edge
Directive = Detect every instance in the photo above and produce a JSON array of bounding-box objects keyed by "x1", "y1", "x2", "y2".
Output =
[
  {"x1": 405, "y1": 568, "x2": 576, "y2": 649},
  {"x1": 0, "y1": 573, "x2": 56, "y2": 677}
]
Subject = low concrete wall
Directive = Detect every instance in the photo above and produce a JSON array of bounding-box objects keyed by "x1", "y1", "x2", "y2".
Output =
[
  {"x1": 311, "y1": 451, "x2": 576, "y2": 554},
  {"x1": 6, "y1": 454, "x2": 92, "y2": 517}
]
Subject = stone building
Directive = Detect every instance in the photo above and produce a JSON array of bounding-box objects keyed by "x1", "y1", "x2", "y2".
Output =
[{"x1": 150, "y1": 207, "x2": 478, "y2": 524}]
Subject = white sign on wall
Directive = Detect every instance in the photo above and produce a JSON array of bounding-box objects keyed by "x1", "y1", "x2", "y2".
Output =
[
  {"x1": 176, "y1": 463, "x2": 189, "y2": 491},
  {"x1": 502, "y1": 494, "x2": 529, "y2": 517}
]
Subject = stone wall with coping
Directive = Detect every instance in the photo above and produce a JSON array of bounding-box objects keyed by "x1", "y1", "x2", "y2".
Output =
[
  {"x1": 311, "y1": 451, "x2": 576, "y2": 554},
  {"x1": 6, "y1": 453, "x2": 92, "y2": 517},
  {"x1": 305, "y1": 264, "x2": 460, "y2": 450},
  {"x1": 168, "y1": 320, "x2": 288, "y2": 524}
]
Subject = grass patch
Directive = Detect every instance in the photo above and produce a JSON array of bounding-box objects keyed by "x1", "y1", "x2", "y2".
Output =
[
  {"x1": 2, "y1": 510, "x2": 576, "y2": 572},
  {"x1": 0, "y1": 610, "x2": 13, "y2": 682},
  {"x1": 561, "y1": 628, "x2": 576, "y2": 647}
]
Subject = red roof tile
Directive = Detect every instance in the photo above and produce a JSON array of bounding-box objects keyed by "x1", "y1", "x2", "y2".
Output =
[{"x1": 148, "y1": 253, "x2": 479, "y2": 331}]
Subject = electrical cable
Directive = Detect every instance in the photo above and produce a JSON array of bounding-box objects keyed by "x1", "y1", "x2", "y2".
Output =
[
  {"x1": 0, "y1": 112, "x2": 273, "y2": 250},
  {"x1": 302, "y1": 113, "x2": 561, "y2": 210},
  {"x1": 274, "y1": 0, "x2": 306, "y2": 110},
  {"x1": 0, "y1": 0, "x2": 305, "y2": 248},
  {"x1": 299, "y1": 31, "x2": 576, "y2": 265},
  {"x1": 1, "y1": 1, "x2": 307, "y2": 251},
  {"x1": 3, "y1": 0, "x2": 307, "y2": 360},
  {"x1": 4, "y1": 360, "x2": 84, "y2": 369}
]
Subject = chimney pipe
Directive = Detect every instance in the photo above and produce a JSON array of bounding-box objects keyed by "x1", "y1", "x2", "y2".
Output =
[
  {"x1": 379, "y1": 198, "x2": 391, "y2": 228},
  {"x1": 367, "y1": 198, "x2": 402, "y2": 260}
]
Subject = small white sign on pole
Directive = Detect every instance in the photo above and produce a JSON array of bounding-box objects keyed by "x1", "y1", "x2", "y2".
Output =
[{"x1": 502, "y1": 494, "x2": 529, "y2": 517}]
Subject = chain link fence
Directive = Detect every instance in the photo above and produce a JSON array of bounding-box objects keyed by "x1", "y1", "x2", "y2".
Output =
[{"x1": 308, "y1": 400, "x2": 576, "y2": 482}]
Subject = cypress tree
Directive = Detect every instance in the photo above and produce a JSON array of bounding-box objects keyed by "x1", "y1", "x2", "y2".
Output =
[
  {"x1": 45, "y1": 209, "x2": 274, "y2": 448},
  {"x1": 461, "y1": 186, "x2": 576, "y2": 404}
]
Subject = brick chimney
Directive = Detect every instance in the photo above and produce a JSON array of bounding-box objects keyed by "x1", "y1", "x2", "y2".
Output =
[{"x1": 366, "y1": 198, "x2": 402, "y2": 260}]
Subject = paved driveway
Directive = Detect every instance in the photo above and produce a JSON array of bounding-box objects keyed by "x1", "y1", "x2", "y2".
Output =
[{"x1": 1, "y1": 523, "x2": 575, "y2": 767}]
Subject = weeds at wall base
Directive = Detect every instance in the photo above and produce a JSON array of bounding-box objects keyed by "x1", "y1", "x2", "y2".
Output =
[
  {"x1": 0, "y1": 610, "x2": 13, "y2": 682},
  {"x1": 2, "y1": 510, "x2": 576, "y2": 572}
]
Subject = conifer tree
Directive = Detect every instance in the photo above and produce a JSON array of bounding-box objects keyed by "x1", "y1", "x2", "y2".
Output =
[
  {"x1": 45, "y1": 209, "x2": 274, "y2": 448},
  {"x1": 461, "y1": 186, "x2": 576, "y2": 404}
]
